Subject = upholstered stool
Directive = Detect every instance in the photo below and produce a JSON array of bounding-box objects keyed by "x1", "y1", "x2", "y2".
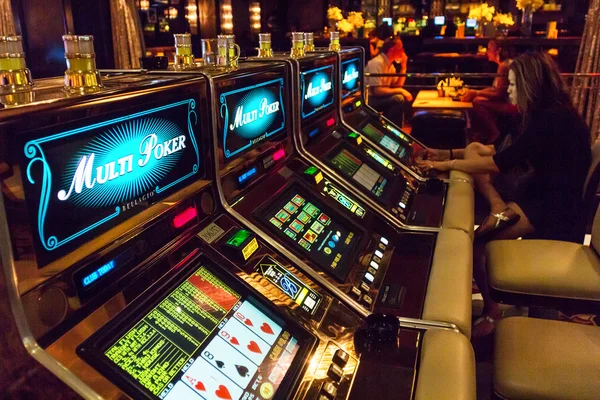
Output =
[
  {"x1": 494, "y1": 317, "x2": 600, "y2": 400},
  {"x1": 416, "y1": 328, "x2": 476, "y2": 400},
  {"x1": 411, "y1": 110, "x2": 467, "y2": 150}
]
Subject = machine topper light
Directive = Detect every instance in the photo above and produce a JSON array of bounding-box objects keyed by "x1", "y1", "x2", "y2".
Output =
[
  {"x1": 220, "y1": 78, "x2": 285, "y2": 159},
  {"x1": 301, "y1": 65, "x2": 335, "y2": 118},
  {"x1": 24, "y1": 99, "x2": 200, "y2": 253},
  {"x1": 341, "y1": 57, "x2": 361, "y2": 99}
]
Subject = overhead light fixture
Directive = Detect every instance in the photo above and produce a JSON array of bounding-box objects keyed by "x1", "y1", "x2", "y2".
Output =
[
  {"x1": 249, "y1": 2, "x2": 261, "y2": 33},
  {"x1": 165, "y1": 7, "x2": 178, "y2": 19},
  {"x1": 139, "y1": 0, "x2": 150, "y2": 11},
  {"x1": 221, "y1": 0, "x2": 233, "y2": 33}
]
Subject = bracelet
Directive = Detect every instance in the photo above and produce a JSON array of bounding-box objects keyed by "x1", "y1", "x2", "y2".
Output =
[
  {"x1": 449, "y1": 149, "x2": 454, "y2": 160},
  {"x1": 450, "y1": 159, "x2": 457, "y2": 169}
]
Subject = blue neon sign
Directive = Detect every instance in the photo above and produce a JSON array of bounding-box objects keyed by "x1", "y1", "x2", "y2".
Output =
[
  {"x1": 301, "y1": 65, "x2": 335, "y2": 119},
  {"x1": 23, "y1": 98, "x2": 200, "y2": 266},
  {"x1": 341, "y1": 57, "x2": 361, "y2": 99},
  {"x1": 82, "y1": 260, "x2": 116, "y2": 287},
  {"x1": 219, "y1": 78, "x2": 286, "y2": 159}
]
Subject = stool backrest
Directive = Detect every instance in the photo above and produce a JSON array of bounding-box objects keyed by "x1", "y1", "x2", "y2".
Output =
[{"x1": 582, "y1": 141, "x2": 600, "y2": 234}]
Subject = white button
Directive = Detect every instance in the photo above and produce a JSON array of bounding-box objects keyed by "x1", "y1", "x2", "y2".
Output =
[
  {"x1": 370, "y1": 261, "x2": 379, "y2": 270},
  {"x1": 375, "y1": 250, "x2": 383, "y2": 258},
  {"x1": 380, "y1": 237, "x2": 389, "y2": 246},
  {"x1": 364, "y1": 272, "x2": 375, "y2": 282},
  {"x1": 399, "y1": 202, "x2": 406, "y2": 209}
]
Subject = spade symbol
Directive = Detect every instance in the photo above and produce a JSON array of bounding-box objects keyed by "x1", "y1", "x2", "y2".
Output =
[
  {"x1": 235, "y1": 364, "x2": 249, "y2": 377},
  {"x1": 216, "y1": 360, "x2": 225, "y2": 369}
]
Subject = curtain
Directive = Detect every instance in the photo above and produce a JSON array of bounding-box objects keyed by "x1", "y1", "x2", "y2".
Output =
[
  {"x1": 110, "y1": 0, "x2": 144, "y2": 69},
  {"x1": 572, "y1": 0, "x2": 600, "y2": 142},
  {"x1": 0, "y1": 0, "x2": 16, "y2": 36}
]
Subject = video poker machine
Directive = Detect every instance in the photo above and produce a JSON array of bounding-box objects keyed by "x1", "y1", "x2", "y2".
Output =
[
  {"x1": 0, "y1": 71, "x2": 362, "y2": 400},
  {"x1": 299, "y1": 50, "x2": 474, "y2": 237},
  {"x1": 0, "y1": 67, "x2": 471, "y2": 400}
]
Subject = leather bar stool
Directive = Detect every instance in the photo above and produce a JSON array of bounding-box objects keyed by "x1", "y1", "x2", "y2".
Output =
[
  {"x1": 416, "y1": 328, "x2": 477, "y2": 400},
  {"x1": 494, "y1": 316, "x2": 600, "y2": 400}
]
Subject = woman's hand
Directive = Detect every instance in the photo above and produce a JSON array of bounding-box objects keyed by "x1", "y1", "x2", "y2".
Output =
[
  {"x1": 420, "y1": 148, "x2": 450, "y2": 161},
  {"x1": 416, "y1": 159, "x2": 452, "y2": 172}
]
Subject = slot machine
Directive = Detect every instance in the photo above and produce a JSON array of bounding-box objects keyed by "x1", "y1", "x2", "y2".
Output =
[
  {"x1": 193, "y1": 52, "x2": 473, "y2": 339},
  {"x1": 299, "y1": 50, "x2": 474, "y2": 237},
  {"x1": 1, "y1": 69, "x2": 474, "y2": 400},
  {"x1": 0, "y1": 71, "x2": 351, "y2": 400}
]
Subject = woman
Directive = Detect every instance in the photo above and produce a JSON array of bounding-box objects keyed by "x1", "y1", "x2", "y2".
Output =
[{"x1": 418, "y1": 52, "x2": 591, "y2": 337}]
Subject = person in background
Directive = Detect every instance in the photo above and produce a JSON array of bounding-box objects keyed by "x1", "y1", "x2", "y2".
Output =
[
  {"x1": 368, "y1": 29, "x2": 384, "y2": 58},
  {"x1": 417, "y1": 52, "x2": 591, "y2": 337},
  {"x1": 461, "y1": 40, "x2": 519, "y2": 144},
  {"x1": 365, "y1": 36, "x2": 413, "y2": 127}
]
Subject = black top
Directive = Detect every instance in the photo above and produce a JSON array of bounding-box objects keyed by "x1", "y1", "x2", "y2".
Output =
[{"x1": 493, "y1": 105, "x2": 591, "y2": 243}]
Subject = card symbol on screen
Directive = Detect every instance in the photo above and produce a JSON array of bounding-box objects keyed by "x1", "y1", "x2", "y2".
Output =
[
  {"x1": 261, "y1": 322, "x2": 274, "y2": 335},
  {"x1": 236, "y1": 365, "x2": 250, "y2": 377},
  {"x1": 195, "y1": 381, "x2": 206, "y2": 392},
  {"x1": 215, "y1": 384, "x2": 232, "y2": 400},
  {"x1": 216, "y1": 360, "x2": 225, "y2": 369},
  {"x1": 248, "y1": 340, "x2": 262, "y2": 353},
  {"x1": 244, "y1": 318, "x2": 254, "y2": 327},
  {"x1": 230, "y1": 337, "x2": 239, "y2": 345}
]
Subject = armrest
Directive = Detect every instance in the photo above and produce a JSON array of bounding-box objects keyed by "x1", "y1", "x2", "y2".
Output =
[{"x1": 486, "y1": 240, "x2": 600, "y2": 312}]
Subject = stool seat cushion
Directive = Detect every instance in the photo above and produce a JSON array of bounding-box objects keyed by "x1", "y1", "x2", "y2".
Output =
[
  {"x1": 486, "y1": 240, "x2": 600, "y2": 301},
  {"x1": 416, "y1": 329, "x2": 476, "y2": 400},
  {"x1": 494, "y1": 317, "x2": 600, "y2": 400}
]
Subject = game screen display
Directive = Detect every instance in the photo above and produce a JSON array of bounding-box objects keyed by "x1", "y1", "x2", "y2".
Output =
[
  {"x1": 258, "y1": 185, "x2": 362, "y2": 282},
  {"x1": 21, "y1": 96, "x2": 203, "y2": 268},
  {"x1": 78, "y1": 263, "x2": 312, "y2": 400},
  {"x1": 361, "y1": 123, "x2": 410, "y2": 161},
  {"x1": 219, "y1": 78, "x2": 286, "y2": 159},
  {"x1": 300, "y1": 65, "x2": 335, "y2": 120},
  {"x1": 341, "y1": 57, "x2": 361, "y2": 100},
  {"x1": 328, "y1": 146, "x2": 391, "y2": 202}
]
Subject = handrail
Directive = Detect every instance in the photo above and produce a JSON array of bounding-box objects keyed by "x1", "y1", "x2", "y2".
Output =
[{"x1": 365, "y1": 72, "x2": 600, "y2": 78}]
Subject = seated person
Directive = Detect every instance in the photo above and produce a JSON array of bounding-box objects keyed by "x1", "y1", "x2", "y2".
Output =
[
  {"x1": 368, "y1": 29, "x2": 383, "y2": 58},
  {"x1": 461, "y1": 40, "x2": 519, "y2": 144},
  {"x1": 365, "y1": 36, "x2": 413, "y2": 127},
  {"x1": 417, "y1": 52, "x2": 591, "y2": 337}
]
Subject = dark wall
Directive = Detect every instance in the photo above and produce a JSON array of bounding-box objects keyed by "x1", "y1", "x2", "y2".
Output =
[
  {"x1": 10, "y1": 0, "x2": 115, "y2": 78},
  {"x1": 12, "y1": 0, "x2": 68, "y2": 78}
]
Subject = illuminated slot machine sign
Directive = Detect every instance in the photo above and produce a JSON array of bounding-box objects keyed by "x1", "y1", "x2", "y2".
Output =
[
  {"x1": 22, "y1": 98, "x2": 202, "y2": 267},
  {"x1": 341, "y1": 57, "x2": 361, "y2": 101},
  {"x1": 219, "y1": 78, "x2": 285, "y2": 159},
  {"x1": 78, "y1": 262, "x2": 315, "y2": 400},
  {"x1": 300, "y1": 65, "x2": 335, "y2": 120},
  {"x1": 256, "y1": 185, "x2": 362, "y2": 282}
]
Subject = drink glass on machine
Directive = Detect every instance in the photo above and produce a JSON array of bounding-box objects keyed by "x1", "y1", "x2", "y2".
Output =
[
  {"x1": 62, "y1": 34, "x2": 103, "y2": 94},
  {"x1": 304, "y1": 32, "x2": 315, "y2": 52},
  {"x1": 217, "y1": 34, "x2": 240, "y2": 69},
  {"x1": 257, "y1": 33, "x2": 274, "y2": 58},
  {"x1": 173, "y1": 33, "x2": 195, "y2": 69},
  {"x1": 329, "y1": 31, "x2": 341, "y2": 52},
  {"x1": 290, "y1": 32, "x2": 305, "y2": 58},
  {"x1": 201, "y1": 38, "x2": 219, "y2": 67}
]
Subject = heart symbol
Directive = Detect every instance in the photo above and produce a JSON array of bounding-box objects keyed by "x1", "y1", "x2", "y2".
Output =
[
  {"x1": 215, "y1": 384, "x2": 232, "y2": 400},
  {"x1": 247, "y1": 340, "x2": 262, "y2": 354},
  {"x1": 260, "y1": 322, "x2": 274, "y2": 335},
  {"x1": 195, "y1": 381, "x2": 206, "y2": 392},
  {"x1": 216, "y1": 360, "x2": 225, "y2": 369},
  {"x1": 244, "y1": 318, "x2": 254, "y2": 327},
  {"x1": 230, "y1": 337, "x2": 239, "y2": 345}
]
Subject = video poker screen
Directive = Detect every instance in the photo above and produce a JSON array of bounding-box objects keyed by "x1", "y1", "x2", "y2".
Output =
[
  {"x1": 327, "y1": 145, "x2": 392, "y2": 203},
  {"x1": 257, "y1": 184, "x2": 362, "y2": 282},
  {"x1": 300, "y1": 64, "x2": 335, "y2": 120},
  {"x1": 361, "y1": 123, "x2": 410, "y2": 162},
  {"x1": 219, "y1": 78, "x2": 286, "y2": 159},
  {"x1": 78, "y1": 261, "x2": 314, "y2": 400},
  {"x1": 341, "y1": 57, "x2": 362, "y2": 100}
]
